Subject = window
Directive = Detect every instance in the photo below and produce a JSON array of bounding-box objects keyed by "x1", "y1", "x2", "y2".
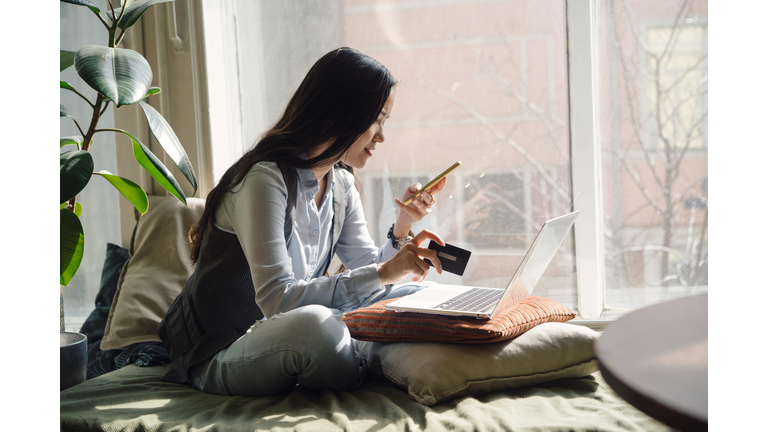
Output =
[
  {"x1": 597, "y1": 0, "x2": 708, "y2": 311},
  {"x1": 82, "y1": 0, "x2": 705, "y2": 325}
]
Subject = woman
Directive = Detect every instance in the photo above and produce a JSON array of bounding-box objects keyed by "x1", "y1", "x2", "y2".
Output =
[{"x1": 157, "y1": 47, "x2": 447, "y2": 396}]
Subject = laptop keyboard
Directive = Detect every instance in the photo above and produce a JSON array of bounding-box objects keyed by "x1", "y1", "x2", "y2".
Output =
[{"x1": 435, "y1": 288, "x2": 504, "y2": 313}]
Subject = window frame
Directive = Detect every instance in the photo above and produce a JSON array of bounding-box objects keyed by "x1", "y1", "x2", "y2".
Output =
[{"x1": 567, "y1": 0, "x2": 607, "y2": 321}]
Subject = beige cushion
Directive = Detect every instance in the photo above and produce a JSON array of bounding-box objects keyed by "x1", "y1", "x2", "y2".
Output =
[
  {"x1": 355, "y1": 322, "x2": 600, "y2": 406},
  {"x1": 100, "y1": 195, "x2": 205, "y2": 350}
]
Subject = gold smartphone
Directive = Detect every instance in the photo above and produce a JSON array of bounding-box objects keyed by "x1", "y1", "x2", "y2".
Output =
[{"x1": 402, "y1": 161, "x2": 462, "y2": 206}]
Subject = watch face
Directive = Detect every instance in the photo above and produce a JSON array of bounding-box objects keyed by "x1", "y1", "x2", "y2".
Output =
[{"x1": 397, "y1": 236, "x2": 413, "y2": 250}]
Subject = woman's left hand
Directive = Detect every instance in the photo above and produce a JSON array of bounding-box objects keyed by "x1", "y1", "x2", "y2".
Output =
[{"x1": 394, "y1": 176, "x2": 447, "y2": 226}]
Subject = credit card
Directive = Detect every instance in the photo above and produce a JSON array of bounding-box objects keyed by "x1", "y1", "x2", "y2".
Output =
[{"x1": 424, "y1": 241, "x2": 471, "y2": 276}]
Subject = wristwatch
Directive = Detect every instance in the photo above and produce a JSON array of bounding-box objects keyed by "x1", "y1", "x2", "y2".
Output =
[{"x1": 387, "y1": 223, "x2": 413, "y2": 250}]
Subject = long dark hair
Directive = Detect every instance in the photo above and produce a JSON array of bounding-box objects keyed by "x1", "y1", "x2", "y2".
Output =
[{"x1": 189, "y1": 47, "x2": 397, "y2": 263}]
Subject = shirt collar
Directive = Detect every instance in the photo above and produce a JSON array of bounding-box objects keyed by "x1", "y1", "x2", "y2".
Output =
[{"x1": 296, "y1": 153, "x2": 336, "y2": 196}]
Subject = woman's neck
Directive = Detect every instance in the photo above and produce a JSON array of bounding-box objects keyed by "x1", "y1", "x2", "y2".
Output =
[
  {"x1": 311, "y1": 165, "x2": 333, "y2": 184},
  {"x1": 313, "y1": 166, "x2": 330, "y2": 208},
  {"x1": 306, "y1": 144, "x2": 336, "y2": 184}
]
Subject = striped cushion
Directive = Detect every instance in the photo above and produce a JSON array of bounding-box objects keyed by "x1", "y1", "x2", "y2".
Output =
[{"x1": 343, "y1": 296, "x2": 576, "y2": 343}]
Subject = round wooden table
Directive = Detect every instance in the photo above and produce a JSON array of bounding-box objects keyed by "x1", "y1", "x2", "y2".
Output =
[{"x1": 595, "y1": 293, "x2": 707, "y2": 431}]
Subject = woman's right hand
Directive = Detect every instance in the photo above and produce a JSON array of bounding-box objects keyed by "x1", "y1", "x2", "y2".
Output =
[{"x1": 377, "y1": 230, "x2": 445, "y2": 285}]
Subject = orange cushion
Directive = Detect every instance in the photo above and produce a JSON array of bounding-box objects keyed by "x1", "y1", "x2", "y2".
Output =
[{"x1": 343, "y1": 296, "x2": 576, "y2": 344}]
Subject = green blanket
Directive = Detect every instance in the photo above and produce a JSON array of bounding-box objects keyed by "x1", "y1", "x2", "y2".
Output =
[{"x1": 60, "y1": 365, "x2": 672, "y2": 431}]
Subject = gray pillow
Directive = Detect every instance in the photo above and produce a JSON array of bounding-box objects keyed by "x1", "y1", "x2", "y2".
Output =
[{"x1": 355, "y1": 322, "x2": 600, "y2": 406}]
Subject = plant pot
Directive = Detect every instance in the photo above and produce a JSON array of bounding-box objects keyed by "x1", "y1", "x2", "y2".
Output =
[{"x1": 60, "y1": 331, "x2": 87, "y2": 391}]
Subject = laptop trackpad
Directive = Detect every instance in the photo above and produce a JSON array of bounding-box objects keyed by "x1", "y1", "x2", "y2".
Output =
[{"x1": 388, "y1": 284, "x2": 469, "y2": 309}]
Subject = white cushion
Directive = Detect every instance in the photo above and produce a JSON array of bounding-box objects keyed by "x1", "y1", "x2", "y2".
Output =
[{"x1": 355, "y1": 322, "x2": 600, "y2": 406}]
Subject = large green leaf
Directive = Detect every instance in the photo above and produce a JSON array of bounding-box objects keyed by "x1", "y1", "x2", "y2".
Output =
[
  {"x1": 116, "y1": 130, "x2": 186, "y2": 205},
  {"x1": 60, "y1": 150, "x2": 94, "y2": 204},
  {"x1": 74, "y1": 45, "x2": 152, "y2": 107},
  {"x1": 61, "y1": 136, "x2": 84, "y2": 148},
  {"x1": 60, "y1": 0, "x2": 100, "y2": 14},
  {"x1": 95, "y1": 170, "x2": 149, "y2": 214},
  {"x1": 60, "y1": 208, "x2": 85, "y2": 286},
  {"x1": 139, "y1": 101, "x2": 198, "y2": 193},
  {"x1": 108, "y1": 0, "x2": 175, "y2": 30},
  {"x1": 60, "y1": 50, "x2": 76, "y2": 72}
]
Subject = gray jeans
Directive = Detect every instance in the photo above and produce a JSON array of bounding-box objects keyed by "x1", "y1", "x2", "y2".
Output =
[{"x1": 189, "y1": 283, "x2": 422, "y2": 396}]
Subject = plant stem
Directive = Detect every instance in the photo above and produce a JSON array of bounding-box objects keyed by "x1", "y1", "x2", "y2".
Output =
[
  {"x1": 66, "y1": 85, "x2": 95, "y2": 109},
  {"x1": 108, "y1": 26, "x2": 117, "y2": 48},
  {"x1": 108, "y1": 0, "x2": 116, "y2": 20},
  {"x1": 116, "y1": 28, "x2": 128, "y2": 46},
  {"x1": 111, "y1": 2, "x2": 129, "y2": 48},
  {"x1": 67, "y1": 93, "x2": 106, "y2": 214},
  {"x1": 67, "y1": 196, "x2": 78, "y2": 214},
  {"x1": 100, "y1": 100, "x2": 111, "y2": 117},
  {"x1": 95, "y1": 11, "x2": 111, "y2": 31},
  {"x1": 71, "y1": 118, "x2": 87, "y2": 140},
  {"x1": 82, "y1": 94, "x2": 105, "y2": 152}
]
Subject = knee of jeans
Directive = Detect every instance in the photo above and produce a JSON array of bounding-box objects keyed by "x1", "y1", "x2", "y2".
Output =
[
  {"x1": 286, "y1": 305, "x2": 361, "y2": 389},
  {"x1": 288, "y1": 305, "x2": 348, "y2": 344}
]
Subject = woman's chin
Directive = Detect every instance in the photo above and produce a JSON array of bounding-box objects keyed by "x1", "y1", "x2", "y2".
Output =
[{"x1": 343, "y1": 159, "x2": 367, "y2": 170}]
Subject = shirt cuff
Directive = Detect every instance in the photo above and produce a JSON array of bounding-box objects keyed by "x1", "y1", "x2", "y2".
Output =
[{"x1": 336, "y1": 264, "x2": 383, "y2": 313}]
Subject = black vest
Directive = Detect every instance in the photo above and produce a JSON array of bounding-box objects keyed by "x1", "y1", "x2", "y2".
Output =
[{"x1": 157, "y1": 164, "x2": 348, "y2": 384}]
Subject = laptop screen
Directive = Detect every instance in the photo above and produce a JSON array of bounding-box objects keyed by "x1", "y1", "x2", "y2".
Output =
[{"x1": 510, "y1": 211, "x2": 579, "y2": 297}]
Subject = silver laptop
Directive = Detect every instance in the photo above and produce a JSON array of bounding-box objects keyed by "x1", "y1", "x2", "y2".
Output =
[{"x1": 385, "y1": 211, "x2": 579, "y2": 319}]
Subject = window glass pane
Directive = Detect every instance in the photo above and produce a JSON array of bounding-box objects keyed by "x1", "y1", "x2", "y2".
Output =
[
  {"x1": 597, "y1": 0, "x2": 708, "y2": 309},
  {"x1": 345, "y1": 0, "x2": 576, "y2": 308}
]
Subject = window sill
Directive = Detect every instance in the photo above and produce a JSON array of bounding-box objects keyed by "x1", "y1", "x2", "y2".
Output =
[
  {"x1": 570, "y1": 308, "x2": 640, "y2": 332},
  {"x1": 63, "y1": 317, "x2": 87, "y2": 334}
]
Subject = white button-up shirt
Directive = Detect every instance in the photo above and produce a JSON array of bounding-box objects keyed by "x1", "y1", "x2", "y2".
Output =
[{"x1": 213, "y1": 161, "x2": 397, "y2": 318}]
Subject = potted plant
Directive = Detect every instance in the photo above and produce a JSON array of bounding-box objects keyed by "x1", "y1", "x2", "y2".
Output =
[{"x1": 60, "y1": 0, "x2": 197, "y2": 390}]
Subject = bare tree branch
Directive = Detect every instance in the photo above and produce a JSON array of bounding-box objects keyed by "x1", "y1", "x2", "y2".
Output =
[
  {"x1": 617, "y1": 51, "x2": 667, "y2": 189},
  {"x1": 612, "y1": 148, "x2": 665, "y2": 213}
]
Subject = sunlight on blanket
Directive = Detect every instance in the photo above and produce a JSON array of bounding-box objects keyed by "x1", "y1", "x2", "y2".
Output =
[
  {"x1": 262, "y1": 414, "x2": 318, "y2": 422},
  {"x1": 95, "y1": 399, "x2": 171, "y2": 410}
]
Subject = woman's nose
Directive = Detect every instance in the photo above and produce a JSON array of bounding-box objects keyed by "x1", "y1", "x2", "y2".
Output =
[{"x1": 374, "y1": 128, "x2": 385, "y2": 143}]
